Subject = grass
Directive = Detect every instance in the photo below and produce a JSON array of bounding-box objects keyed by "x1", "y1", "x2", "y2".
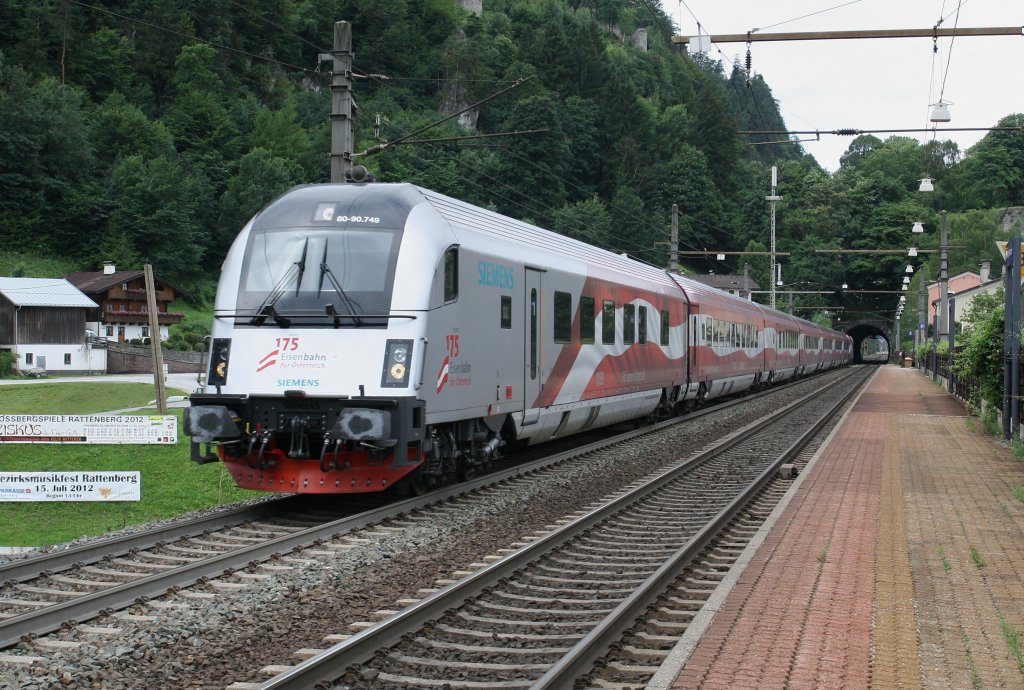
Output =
[
  {"x1": 939, "y1": 546, "x2": 952, "y2": 573},
  {"x1": 1014, "y1": 486, "x2": 1024, "y2": 504},
  {"x1": 1001, "y1": 616, "x2": 1024, "y2": 675},
  {"x1": 167, "y1": 298, "x2": 214, "y2": 334},
  {"x1": 970, "y1": 546, "x2": 987, "y2": 569},
  {"x1": 1, "y1": 382, "x2": 166, "y2": 414},
  {"x1": 1, "y1": 382, "x2": 261, "y2": 547},
  {"x1": 964, "y1": 634, "x2": 983, "y2": 690},
  {"x1": 0, "y1": 249, "x2": 82, "y2": 278}
]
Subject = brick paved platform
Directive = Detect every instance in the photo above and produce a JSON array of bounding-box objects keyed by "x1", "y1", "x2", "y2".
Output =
[{"x1": 649, "y1": 365, "x2": 1024, "y2": 690}]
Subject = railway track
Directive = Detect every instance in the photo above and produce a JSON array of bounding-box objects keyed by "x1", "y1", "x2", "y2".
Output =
[
  {"x1": 247, "y1": 365, "x2": 873, "y2": 689},
  {"x1": 0, "y1": 366, "x2": 867, "y2": 687}
]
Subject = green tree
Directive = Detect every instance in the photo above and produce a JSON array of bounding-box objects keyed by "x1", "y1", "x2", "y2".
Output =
[
  {"x1": 0, "y1": 64, "x2": 94, "y2": 250},
  {"x1": 89, "y1": 92, "x2": 176, "y2": 168},
  {"x1": 953, "y1": 115, "x2": 1024, "y2": 209},
  {"x1": 105, "y1": 155, "x2": 209, "y2": 282},
  {"x1": 553, "y1": 195, "x2": 612, "y2": 246},
  {"x1": 248, "y1": 99, "x2": 319, "y2": 178},
  {"x1": 217, "y1": 148, "x2": 304, "y2": 257}
]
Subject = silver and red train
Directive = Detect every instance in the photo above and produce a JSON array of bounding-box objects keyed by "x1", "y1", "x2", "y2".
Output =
[{"x1": 185, "y1": 182, "x2": 852, "y2": 494}]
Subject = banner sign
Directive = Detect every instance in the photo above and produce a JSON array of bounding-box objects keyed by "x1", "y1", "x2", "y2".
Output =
[
  {"x1": 0, "y1": 472, "x2": 141, "y2": 502},
  {"x1": 0, "y1": 415, "x2": 177, "y2": 444}
]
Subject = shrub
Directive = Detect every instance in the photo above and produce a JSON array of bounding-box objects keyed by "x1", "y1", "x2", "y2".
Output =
[
  {"x1": 953, "y1": 291, "x2": 1005, "y2": 411},
  {"x1": 0, "y1": 350, "x2": 16, "y2": 378}
]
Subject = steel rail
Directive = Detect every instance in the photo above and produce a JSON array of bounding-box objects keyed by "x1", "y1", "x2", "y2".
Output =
[
  {"x1": 0, "y1": 367, "x2": 848, "y2": 651},
  {"x1": 2, "y1": 363, "x2": 801, "y2": 586},
  {"x1": 0, "y1": 380, "x2": 766, "y2": 650},
  {"x1": 253, "y1": 366, "x2": 870, "y2": 689},
  {"x1": 533, "y1": 366, "x2": 873, "y2": 688},
  {"x1": 0, "y1": 496, "x2": 302, "y2": 584}
]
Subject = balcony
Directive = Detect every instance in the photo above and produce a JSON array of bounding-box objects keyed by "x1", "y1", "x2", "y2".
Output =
[{"x1": 102, "y1": 306, "x2": 185, "y2": 326}]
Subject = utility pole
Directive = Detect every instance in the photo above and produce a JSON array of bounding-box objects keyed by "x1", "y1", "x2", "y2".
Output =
[
  {"x1": 766, "y1": 166, "x2": 782, "y2": 309},
  {"x1": 938, "y1": 210, "x2": 949, "y2": 339},
  {"x1": 670, "y1": 204, "x2": 679, "y2": 272},
  {"x1": 328, "y1": 21, "x2": 354, "y2": 183},
  {"x1": 1004, "y1": 238, "x2": 1022, "y2": 438},
  {"x1": 917, "y1": 267, "x2": 927, "y2": 359},
  {"x1": 144, "y1": 264, "x2": 167, "y2": 414}
]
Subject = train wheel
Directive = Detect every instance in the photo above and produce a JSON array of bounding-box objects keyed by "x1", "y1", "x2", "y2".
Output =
[
  {"x1": 456, "y1": 460, "x2": 477, "y2": 482},
  {"x1": 397, "y1": 469, "x2": 428, "y2": 496}
]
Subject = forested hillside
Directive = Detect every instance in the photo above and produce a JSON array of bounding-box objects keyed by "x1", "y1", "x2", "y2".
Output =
[{"x1": 2, "y1": 0, "x2": 1022, "y2": 327}]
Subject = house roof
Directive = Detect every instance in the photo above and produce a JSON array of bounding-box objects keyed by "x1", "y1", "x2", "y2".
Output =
[
  {"x1": 65, "y1": 270, "x2": 191, "y2": 299},
  {"x1": 0, "y1": 277, "x2": 98, "y2": 308},
  {"x1": 688, "y1": 273, "x2": 761, "y2": 291}
]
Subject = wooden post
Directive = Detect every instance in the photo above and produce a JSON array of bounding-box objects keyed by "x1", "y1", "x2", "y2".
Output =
[{"x1": 144, "y1": 264, "x2": 167, "y2": 414}]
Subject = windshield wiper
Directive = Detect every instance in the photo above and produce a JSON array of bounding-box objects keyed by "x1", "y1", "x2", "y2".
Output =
[
  {"x1": 251, "y1": 238, "x2": 308, "y2": 327},
  {"x1": 317, "y1": 240, "x2": 364, "y2": 327}
]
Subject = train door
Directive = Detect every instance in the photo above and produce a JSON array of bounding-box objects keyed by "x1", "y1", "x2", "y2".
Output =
[{"x1": 522, "y1": 268, "x2": 543, "y2": 426}]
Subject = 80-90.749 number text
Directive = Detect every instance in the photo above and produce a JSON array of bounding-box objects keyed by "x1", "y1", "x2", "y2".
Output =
[{"x1": 335, "y1": 216, "x2": 380, "y2": 224}]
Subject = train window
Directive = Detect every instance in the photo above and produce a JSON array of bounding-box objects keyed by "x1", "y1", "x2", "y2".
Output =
[
  {"x1": 661, "y1": 310, "x2": 670, "y2": 346},
  {"x1": 500, "y1": 295, "x2": 511, "y2": 329},
  {"x1": 624, "y1": 304, "x2": 635, "y2": 344},
  {"x1": 444, "y1": 248, "x2": 458, "y2": 303},
  {"x1": 602, "y1": 300, "x2": 616, "y2": 344},
  {"x1": 580, "y1": 296, "x2": 595, "y2": 343},
  {"x1": 554, "y1": 291, "x2": 572, "y2": 343},
  {"x1": 638, "y1": 306, "x2": 647, "y2": 344}
]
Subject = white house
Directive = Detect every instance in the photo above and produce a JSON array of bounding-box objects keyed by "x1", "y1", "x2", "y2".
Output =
[{"x1": 0, "y1": 277, "x2": 107, "y2": 375}]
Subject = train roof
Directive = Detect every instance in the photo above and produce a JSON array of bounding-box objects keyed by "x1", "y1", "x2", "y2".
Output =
[
  {"x1": 267, "y1": 182, "x2": 848, "y2": 340},
  {"x1": 416, "y1": 186, "x2": 684, "y2": 292}
]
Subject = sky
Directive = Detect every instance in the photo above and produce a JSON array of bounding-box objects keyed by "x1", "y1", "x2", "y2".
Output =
[{"x1": 660, "y1": 0, "x2": 1022, "y2": 172}]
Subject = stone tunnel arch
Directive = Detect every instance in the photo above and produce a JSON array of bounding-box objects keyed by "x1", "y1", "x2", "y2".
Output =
[{"x1": 841, "y1": 320, "x2": 894, "y2": 363}]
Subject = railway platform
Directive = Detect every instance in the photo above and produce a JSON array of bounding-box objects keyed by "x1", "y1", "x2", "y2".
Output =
[{"x1": 649, "y1": 365, "x2": 1024, "y2": 690}]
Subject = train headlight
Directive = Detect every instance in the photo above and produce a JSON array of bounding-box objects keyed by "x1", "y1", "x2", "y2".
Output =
[
  {"x1": 208, "y1": 338, "x2": 231, "y2": 386},
  {"x1": 381, "y1": 339, "x2": 413, "y2": 387}
]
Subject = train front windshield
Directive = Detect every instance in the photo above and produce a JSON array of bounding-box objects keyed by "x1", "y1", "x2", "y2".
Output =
[{"x1": 235, "y1": 225, "x2": 403, "y2": 327}]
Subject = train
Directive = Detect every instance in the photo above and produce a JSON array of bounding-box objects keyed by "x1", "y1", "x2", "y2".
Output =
[{"x1": 184, "y1": 182, "x2": 853, "y2": 494}]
